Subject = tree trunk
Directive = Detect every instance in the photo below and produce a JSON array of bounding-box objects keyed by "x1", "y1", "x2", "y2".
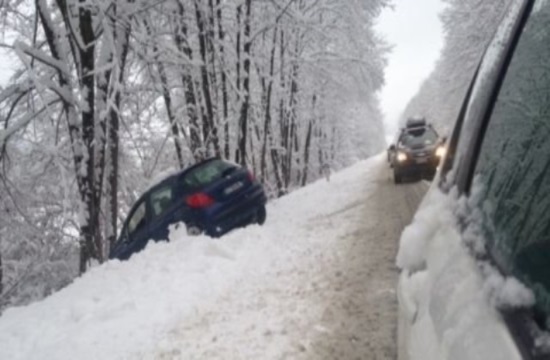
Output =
[
  {"x1": 235, "y1": 4, "x2": 242, "y2": 94},
  {"x1": 194, "y1": 0, "x2": 220, "y2": 157},
  {"x1": 78, "y1": 3, "x2": 102, "y2": 271},
  {"x1": 216, "y1": 0, "x2": 230, "y2": 159},
  {"x1": 174, "y1": 0, "x2": 202, "y2": 160},
  {"x1": 38, "y1": 0, "x2": 85, "y2": 271},
  {"x1": 234, "y1": 4, "x2": 242, "y2": 162},
  {"x1": 107, "y1": 7, "x2": 131, "y2": 250},
  {"x1": 237, "y1": 0, "x2": 252, "y2": 166},
  {"x1": 40, "y1": 0, "x2": 104, "y2": 272},
  {"x1": 318, "y1": 128, "x2": 327, "y2": 176},
  {"x1": 0, "y1": 252, "x2": 3, "y2": 297},
  {"x1": 278, "y1": 27, "x2": 289, "y2": 192},
  {"x1": 271, "y1": 147, "x2": 284, "y2": 197},
  {"x1": 207, "y1": 0, "x2": 219, "y2": 107},
  {"x1": 143, "y1": 17, "x2": 184, "y2": 168},
  {"x1": 195, "y1": 79, "x2": 208, "y2": 159},
  {"x1": 261, "y1": 25, "x2": 278, "y2": 183},
  {"x1": 107, "y1": 102, "x2": 120, "y2": 252},
  {"x1": 106, "y1": 3, "x2": 131, "y2": 253},
  {"x1": 301, "y1": 96, "x2": 315, "y2": 186},
  {"x1": 284, "y1": 35, "x2": 300, "y2": 189},
  {"x1": 159, "y1": 61, "x2": 185, "y2": 168}
]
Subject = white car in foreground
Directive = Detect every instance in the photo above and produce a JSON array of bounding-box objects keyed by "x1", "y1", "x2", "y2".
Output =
[{"x1": 397, "y1": 1, "x2": 550, "y2": 359}]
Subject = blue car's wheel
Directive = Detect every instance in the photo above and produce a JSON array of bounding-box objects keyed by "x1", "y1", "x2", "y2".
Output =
[
  {"x1": 186, "y1": 224, "x2": 202, "y2": 236},
  {"x1": 256, "y1": 205, "x2": 267, "y2": 225}
]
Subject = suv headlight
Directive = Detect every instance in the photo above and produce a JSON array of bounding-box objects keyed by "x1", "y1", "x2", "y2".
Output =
[
  {"x1": 397, "y1": 151, "x2": 408, "y2": 162},
  {"x1": 436, "y1": 146, "x2": 446, "y2": 158}
]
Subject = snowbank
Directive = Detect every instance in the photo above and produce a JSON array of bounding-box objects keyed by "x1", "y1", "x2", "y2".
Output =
[{"x1": 0, "y1": 155, "x2": 384, "y2": 360}]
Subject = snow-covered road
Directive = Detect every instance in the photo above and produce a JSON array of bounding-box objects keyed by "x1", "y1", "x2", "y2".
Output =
[
  {"x1": 148, "y1": 156, "x2": 428, "y2": 359},
  {"x1": 0, "y1": 155, "x2": 427, "y2": 360}
]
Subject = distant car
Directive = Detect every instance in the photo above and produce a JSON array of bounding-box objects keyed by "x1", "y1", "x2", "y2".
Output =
[
  {"x1": 110, "y1": 158, "x2": 267, "y2": 260},
  {"x1": 398, "y1": 1, "x2": 550, "y2": 359},
  {"x1": 390, "y1": 118, "x2": 445, "y2": 183}
]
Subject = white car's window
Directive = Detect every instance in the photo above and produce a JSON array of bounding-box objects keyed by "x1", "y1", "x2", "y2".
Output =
[
  {"x1": 472, "y1": 0, "x2": 550, "y2": 321},
  {"x1": 442, "y1": 1, "x2": 524, "y2": 183}
]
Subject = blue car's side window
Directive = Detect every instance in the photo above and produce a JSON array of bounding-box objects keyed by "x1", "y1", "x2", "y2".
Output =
[
  {"x1": 150, "y1": 186, "x2": 173, "y2": 219},
  {"x1": 471, "y1": 0, "x2": 550, "y2": 320},
  {"x1": 127, "y1": 201, "x2": 147, "y2": 238}
]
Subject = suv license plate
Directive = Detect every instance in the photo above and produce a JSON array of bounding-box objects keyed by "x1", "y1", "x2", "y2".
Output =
[
  {"x1": 224, "y1": 181, "x2": 244, "y2": 195},
  {"x1": 416, "y1": 158, "x2": 428, "y2": 164}
]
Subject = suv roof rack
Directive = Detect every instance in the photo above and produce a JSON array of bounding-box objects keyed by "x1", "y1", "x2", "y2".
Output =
[{"x1": 406, "y1": 117, "x2": 426, "y2": 128}]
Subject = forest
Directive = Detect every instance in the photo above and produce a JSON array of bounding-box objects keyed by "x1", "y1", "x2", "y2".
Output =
[
  {"x1": 0, "y1": 0, "x2": 511, "y2": 313},
  {"x1": 0, "y1": 0, "x2": 388, "y2": 310},
  {"x1": 400, "y1": 0, "x2": 513, "y2": 134}
]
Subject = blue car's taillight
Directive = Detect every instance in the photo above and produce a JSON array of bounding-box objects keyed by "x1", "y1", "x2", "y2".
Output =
[
  {"x1": 186, "y1": 192, "x2": 215, "y2": 208},
  {"x1": 248, "y1": 170, "x2": 256, "y2": 182}
]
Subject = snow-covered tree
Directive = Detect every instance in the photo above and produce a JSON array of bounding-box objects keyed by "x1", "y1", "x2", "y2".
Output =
[
  {"x1": 400, "y1": 0, "x2": 512, "y2": 134},
  {"x1": 0, "y1": 0, "x2": 389, "y2": 310}
]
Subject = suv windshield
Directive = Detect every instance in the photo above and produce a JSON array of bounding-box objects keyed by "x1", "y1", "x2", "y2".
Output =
[{"x1": 399, "y1": 127, "x2": 438, "y2": 148}]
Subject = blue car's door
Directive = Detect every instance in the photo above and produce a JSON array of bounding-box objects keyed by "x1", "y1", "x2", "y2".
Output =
[
  {"x1": 148, "y1": 183, "x2": 182, "y2": 241},
  {"x1": 111, "y1": 199, "x2": 150, "y2": 260}
]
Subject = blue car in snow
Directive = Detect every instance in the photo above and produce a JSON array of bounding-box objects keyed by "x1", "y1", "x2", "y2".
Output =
[{"x1": 110, "y1": 158, "x2": 267, "y2": 260}]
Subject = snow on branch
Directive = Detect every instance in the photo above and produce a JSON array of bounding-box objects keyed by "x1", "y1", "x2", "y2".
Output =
[
  {"x1": 0, "y1": 81, "x2": 34, "y2": 104},
  {"x1": 13, "y1": 41, "x2": 72, "y2": 79},
  {"x1": 0, "y1": 99, "x2": 61, "y2": 148}
]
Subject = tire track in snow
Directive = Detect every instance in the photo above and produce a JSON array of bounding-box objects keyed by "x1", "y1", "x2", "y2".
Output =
[{"x1": 302, "y1": 165, "x2": 428, "y2": 360}]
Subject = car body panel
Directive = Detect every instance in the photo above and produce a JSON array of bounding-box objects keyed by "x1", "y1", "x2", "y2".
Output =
[
  {"x1": 112, "y1": 222, "x2": 151, "y2": 261},
  {"x1": 397, "y1": 184, "x2": 523, "y2": 360},
  {"x1": 189, "y1": 180, "x2": 266, "y2": 237}
]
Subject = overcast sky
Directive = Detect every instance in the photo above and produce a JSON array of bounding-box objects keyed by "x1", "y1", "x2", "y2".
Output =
[{"x1": 376, "y1": 0, "x2": 445, "y2": 139}]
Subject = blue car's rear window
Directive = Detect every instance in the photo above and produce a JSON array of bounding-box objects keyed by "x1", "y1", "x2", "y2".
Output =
[{"x1": 182, "y1": 160, "x2": 237, "y2": 190}]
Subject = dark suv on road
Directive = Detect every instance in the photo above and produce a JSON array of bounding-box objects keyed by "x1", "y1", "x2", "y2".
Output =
[
  {"x1": 398, "y1": 1, "x2": 550, "y2": 359},
  {"x1": 110, "y1": 158, "x2": 267, "y2": 260},
  {"x1": 389, "y1": 118, "x2": 445, "y2": 183}
]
